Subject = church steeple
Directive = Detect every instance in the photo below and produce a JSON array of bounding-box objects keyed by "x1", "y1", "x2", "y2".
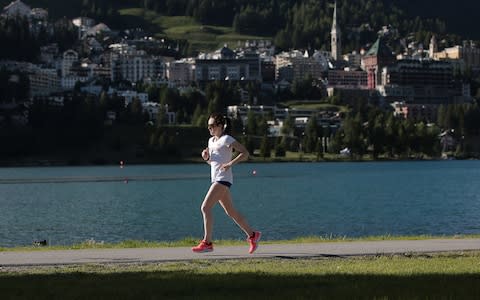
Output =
[
  {"x1": 429, "y1": 35, "x2": 437, "y2": 59},
  {"x1": 331, "y1": 1, "x2": 341, "y2": 61}
]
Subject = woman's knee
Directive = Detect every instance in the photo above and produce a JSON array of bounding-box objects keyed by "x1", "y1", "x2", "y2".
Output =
[
  {"x1": 201, "y1": 199, "x2": 216, "y2": 214},
  {"x1": 200, "y1": 203, "x2": 210, "y2": 215}
]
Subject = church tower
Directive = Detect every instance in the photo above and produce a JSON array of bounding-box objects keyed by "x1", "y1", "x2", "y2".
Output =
[
  {"x1": 362, "y1": 37, "x2": 395, "y2": 89},
  {"x1": 331, "y1": 1, "x2": 341, "y2": 61},
  {"x1": 429, "y1": 35, "x2": 437, "y2": 59}
]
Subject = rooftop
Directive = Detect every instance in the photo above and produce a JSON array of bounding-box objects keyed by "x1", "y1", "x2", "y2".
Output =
[{"x1": 365, "y1": 37, "x2": 394, "y2": 58}]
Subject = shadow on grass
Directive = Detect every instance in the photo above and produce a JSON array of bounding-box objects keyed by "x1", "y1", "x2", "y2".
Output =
[{"x1": 1, "y1": 271, "x2": 480, "y2": 299}]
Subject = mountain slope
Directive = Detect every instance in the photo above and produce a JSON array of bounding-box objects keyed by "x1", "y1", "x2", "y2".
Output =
[
  {"x1": 1, "y1": 0, "x2": 478, "y2": 52},
  {"x1": 394, "y1": 0, "x2": 478, "y2": 39}
]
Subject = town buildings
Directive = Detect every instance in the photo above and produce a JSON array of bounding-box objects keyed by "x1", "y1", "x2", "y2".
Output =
[
  {"x1": 433, "y1": 39, "x2": 480, "y2": 71},
  {"x1": 166, "y1": 58, "x2": 195, "y2": 86},
  {"x1": 195, "y1": 45, "x2": 261, "y2": 83},
  {"x1": 0, "y1": 0, "x2": 477, "y2": 128},
  {"x1": 1, "y1": 0, "x2": 48, "y2": 35},
  {"x1": 381, "y1": 60, "x2": 454, "y2": 105},
  {"x1": 275, "y1": 50, "x2": 329, "y2": 82},
  {"x1": 2, "y1": 0, "x2": 29, "y2": 19},
  {"x1": 327, "y1": 69, "x2": 368, "y2": 88},
  {"x1": 110, "y1": 43, "x2": 165, "y2": 83},
  {"x1": 362, "y1": 38, "x2": 396, "y2": 90}
]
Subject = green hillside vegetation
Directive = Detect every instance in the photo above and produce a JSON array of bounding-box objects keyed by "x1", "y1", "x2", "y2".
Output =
[
  {"x1": 2, "y1": 0, "x2": 477, "y2": 53},
  {"x1": 118, "y1": 8, "x2": 269, "y2": 52}
]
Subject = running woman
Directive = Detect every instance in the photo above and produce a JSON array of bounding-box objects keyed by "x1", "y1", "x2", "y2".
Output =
[{"x1": 192, "y1": 113, "x2": 261, "y2": 254}]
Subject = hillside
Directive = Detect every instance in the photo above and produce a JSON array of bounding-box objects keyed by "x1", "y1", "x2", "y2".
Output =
[
  {"x1": 1, "y1": 0, "x2": 478, "y2": 53},
  {"x1": 395, "y1": 0, "x2": 479, "y2": 39},
  {"x1": 116, "y1": 9, "x2": 268, "y2": 52}
]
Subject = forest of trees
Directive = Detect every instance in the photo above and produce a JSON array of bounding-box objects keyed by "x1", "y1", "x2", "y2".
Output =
[
  {"x1": 0, "y1": 16, "x2": 78, "y2": 62},
  {"x1": 3, "y1": 75, "x2": 479, "y2": 162}
]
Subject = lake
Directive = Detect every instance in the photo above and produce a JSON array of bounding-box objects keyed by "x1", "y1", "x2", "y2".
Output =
[{"x1": 0, "y1": 161, "x2": 479, "y2": 247}]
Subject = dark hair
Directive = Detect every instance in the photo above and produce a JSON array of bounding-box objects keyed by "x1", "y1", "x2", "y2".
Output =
[{"x1": 209, "y1": 113, "x2": 232, "y2": 135}]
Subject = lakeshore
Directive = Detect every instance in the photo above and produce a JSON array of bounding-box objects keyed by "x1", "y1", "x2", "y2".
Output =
[{"x1": 0, "y1": 151, "x2": 468, "y2": 168}]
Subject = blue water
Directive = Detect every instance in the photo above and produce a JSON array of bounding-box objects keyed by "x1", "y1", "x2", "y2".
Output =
[{"x1": 0, "y1": 161, "x2": 479, "y2": 247}]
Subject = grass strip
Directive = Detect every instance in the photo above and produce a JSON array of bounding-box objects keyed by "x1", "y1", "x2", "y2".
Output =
[
  {"x1": 1, "y1": 253, "x2": 480, "y2": 299},
  {"x1": 1, "y1": 234, "x2": 479, "y2": 252}
]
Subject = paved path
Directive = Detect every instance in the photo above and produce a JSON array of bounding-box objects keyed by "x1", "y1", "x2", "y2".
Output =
[{"x1": 1, "y1": 238, "x2": 479, "y2": 267}]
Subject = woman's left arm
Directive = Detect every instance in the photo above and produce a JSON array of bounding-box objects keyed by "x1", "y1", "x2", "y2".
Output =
[{"x1": 222, "y1": 141, "x2": 249, "y2": 170}]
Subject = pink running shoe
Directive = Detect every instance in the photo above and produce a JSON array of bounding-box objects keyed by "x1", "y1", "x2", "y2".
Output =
[
  {"x1": 192, "y1": 240, "x2": 213, "y2": 253},
  {"x1": 248, "y1": 231, "x2": 261, "y2": 254}
]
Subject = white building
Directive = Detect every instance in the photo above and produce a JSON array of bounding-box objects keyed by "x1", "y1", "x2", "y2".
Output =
[
  {"x1": 433, "y1": 41, "x2": 480, "y2": 71},
  {"x1": 228, "y1": 105, "x2": 341, "y2": 135},
  {"x1": 61, "y1": 74, "x2": 91, "y2": 90},
  {"x1": 195, "y1": 45, "x2": 261, "y2": 82},
  {"x1": 72, "y1": 17, "x2": 96, "y2": 39},
  {"x1": 275, "y1": 50, "x2": 327, "y2": 82},
  {"x1": 112, "y1": 90, "x2": 149, "y2": 107},
  {"x1": 30, "y1": 7, "x2": 47, "y2": 20},
  {"x1": 142, "y1": 102, "x2": 175, "y2": 124},
  {"x1": 28, "y1": 66, "x2": 61, "y2": 97},
  {"x1": 110, "y1": 44, "x2": 164, "y2": 83},
  {"x1": 72, "y1": 17, "x2": 96, "y2": 28},
  {"x1": 62, "y1": 50, "x2": 78, "y2": 76},
  {"x1": 2, "y1": 0, "x2": 48, "y2": 21},
  {"x1": 2, "y1": 0, "x2": 31, "y2": 18},
  {"x1": 377, "y1": 84, "x2": 415, "y2": 104},
  {"x1": 60, "y1": 51, "x2": 96, "y2": 89},
  {"x1": 228, "y1": 105, "x2": 333, "y2": 121},
  {"x1": 85, "y1": 23, "x2": 111, "y2": 37}
]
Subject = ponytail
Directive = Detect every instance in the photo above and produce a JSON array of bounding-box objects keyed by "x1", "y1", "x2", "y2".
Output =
[{"x1": 224, "y1": 116, "x2": 232, "y2": 135}]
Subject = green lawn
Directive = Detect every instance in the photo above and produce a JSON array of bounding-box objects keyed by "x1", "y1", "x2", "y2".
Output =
[
  {"x1": 2, "y1": 236, "x2": 480, "y2": 298},
  {"x1": 1, "y1": 234, "x2": 478, "y2": 252},
  {"x1": 1, "y1": 253, "x2": 480, "y2": 299},
  {"x1": 154, "y1": 16, "x2": 199, "y2": 28},
  {"x1": 280, "y1": 101, "x2": 349, "y2": 112},
  {"x1": 117, "y1": 9, "x2": 269, "y2": 52}
]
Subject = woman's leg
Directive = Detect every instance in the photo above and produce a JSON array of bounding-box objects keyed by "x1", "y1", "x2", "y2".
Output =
[
  {"x1": 200, "y1": 183, "x2": 223, "y2": 242},
  {"x1": 218, "y1": 186, "x2": 254, "y2": 237}
]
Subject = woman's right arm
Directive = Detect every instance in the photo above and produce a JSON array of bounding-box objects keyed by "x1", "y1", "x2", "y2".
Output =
[{"x1": 202, "y1": 147, "x2": 210, "y2": 164}]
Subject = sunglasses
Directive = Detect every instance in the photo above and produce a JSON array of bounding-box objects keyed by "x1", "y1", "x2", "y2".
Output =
[{"x1": 207, "y1": 123, "x2": 217, "y2": 130}]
